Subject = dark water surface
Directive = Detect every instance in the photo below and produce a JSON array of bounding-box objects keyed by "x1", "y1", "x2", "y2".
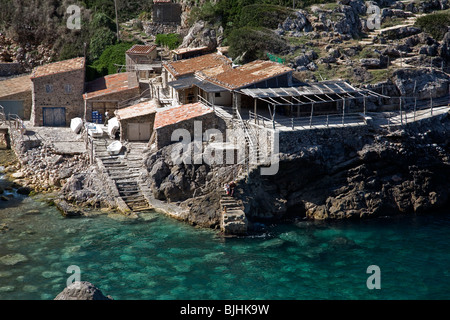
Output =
[{"x1": 1, "y1": 181, "x2": 449, "y2": 300}]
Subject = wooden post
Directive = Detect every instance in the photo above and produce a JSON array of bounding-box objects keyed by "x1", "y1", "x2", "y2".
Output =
[
  {"x1": 363, "y1": 96, "x2": 366, "y2": 115},
  {"x1": 254, "y1": 99, "x2": 257, "y2": 124},
  {"x1": 414, "y1": 97, "x2": 417, "y2": 122},
  {"x1": 272, "y1": 104, "x2": 276, "y2": 130},
  {"x1": 399, "y1": 97, "x2": 402, "y2": 125},
  {"x1": 309, "y1": 102, "x2": 314, "y2": 128},
  {"x1": 342, "y1": 99, "x2": 345, "y2": 125}
]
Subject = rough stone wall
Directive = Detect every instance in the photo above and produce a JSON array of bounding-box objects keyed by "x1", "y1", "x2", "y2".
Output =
[
  {"x1": 278, "y1": 124, "x2": 371, "y2": 154},
  {"x1": 152, "y1": 2, "x2": 182, "y2": 24},
  {"x1": 86, "y1": 87, "x2": 141, "y2": 122},
  {"x1": 156, "y1": 112, "x2": 220, "y2": 149},
  {"x1": 0, "y1": 63, "x2": 23, "y2": 77},
  {"x1": 119, "y1": 113, "x2": 156, "y2": 142},
  {"x1": 31, "y1": 68, "x2": 85, "y2": 126}
]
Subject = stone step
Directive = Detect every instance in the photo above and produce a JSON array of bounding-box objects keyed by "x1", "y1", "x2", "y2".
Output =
[
  {"x1": 120, "y1": 194, "x2": 143, "y2": 199},
  {"x1": 111, "y1": 174, "x2": 140, "y2": 180}
]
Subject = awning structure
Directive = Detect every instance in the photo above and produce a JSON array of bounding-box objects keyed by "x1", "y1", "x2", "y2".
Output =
[
  {"x1": 239, "y1": 80, "x2": 387, "y2": 106},
  {"x1": 168, "y1": 76, "x2": 201, "y2": 90},
  {"x1": 168, "y1": 76, "x2": 227, "y2": 93}
]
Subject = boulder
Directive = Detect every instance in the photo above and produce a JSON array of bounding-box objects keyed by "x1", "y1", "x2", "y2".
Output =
[
  {"x1": 54, "y1": 281, "x2": 113, "y2": 300},
  {"x1": 360, "y1": 58, "x2": 381, "y2": 68},
  {"x1": 392, "y1": 68, "x2": 450, "y2": 99}
]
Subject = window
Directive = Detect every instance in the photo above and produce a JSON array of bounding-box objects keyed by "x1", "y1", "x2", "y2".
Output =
[
  {"x1": 65, "y1": 84, "x2": 72, "y2": 94},
  {"x1": 215, "y1": 92, "x2": 221, "y2": 97},
  {"x1": 45, "y1": 84, "x2": 53, "y2": 93}
]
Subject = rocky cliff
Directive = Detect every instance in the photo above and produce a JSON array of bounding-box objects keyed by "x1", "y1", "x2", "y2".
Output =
[{"x1": 237, "y1": 113, "x2": 450, "y2": 224}]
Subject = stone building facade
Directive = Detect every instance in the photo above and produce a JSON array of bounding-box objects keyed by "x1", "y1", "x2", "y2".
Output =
[
  {"x1": 115, "y1": 100, "x2": 157, "y2": 142},
  {"x1": 153, "y1": 102, "x2": 218, "y2": 149},
  {"x1": 30, "y1": 57, "x2": 86, "y2": 127},
  {"x1": 0, "y1": 74, "x2": 32, "y2": 120},
  {"x1": 83, "y1": 72, "x2": 141, "y2": 123}
]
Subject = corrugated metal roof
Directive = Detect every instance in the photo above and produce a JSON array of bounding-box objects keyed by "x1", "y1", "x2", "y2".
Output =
[{"x1": 239, "y1": 81, "x2": 361, "y2": 98}]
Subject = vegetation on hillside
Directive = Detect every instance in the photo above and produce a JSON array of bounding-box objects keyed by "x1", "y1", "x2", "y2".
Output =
[
  {"x1": 155, "y1": 33, "x2": 183, "y2": 50},
  {"x1": 414, "y1": 10, "x2": 450, "y2": 40},
  {"x1": 228, "y1": 27, "x2": 289, "y2": 63}
]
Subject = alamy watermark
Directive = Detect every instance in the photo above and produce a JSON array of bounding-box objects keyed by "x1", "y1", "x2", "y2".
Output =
[
  {"x1": 169, "y1": 121, "x2": 280, "y2": 176},
  {"x1": 366, "y1": 265, "x2": 381, "y2": 289},
  {"x1": 66, "y1": 265, "x2": 81, "y2": 288},
  {"x1": 66, "y1": 4, "x2": 81, "y2": 30},
  {"x1": 366, "y1": 4, "x2": 381, "y2": 30}
]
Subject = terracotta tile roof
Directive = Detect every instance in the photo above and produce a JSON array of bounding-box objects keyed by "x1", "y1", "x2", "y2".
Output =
[
  {"x1": 201, "y1": 60, "x2": 293, "y2": 90},
  {"x1": 163, "y1": 53, "x2": 232, "y2": 78},
  {"x1": 0, "y1": 74, "x2": 31, "y2": 98},
  {"x1": 30, "y1": 57, "x2": 85, "y2": 79},
  {"x1": 126, "y1": 44, "x2": 157, "y2": 55},
  {"x1": 115, "y1": 100, "x2": 157, "y2": 120},
  {"x1": 83, "y1": 72, "x2": 139, "y2": 100},
  {"x1": 154, "y1": 102, "x2": 213, "y2": 129},
  {"x1": 197, "y1": 64, "x2": 233, "y2": 78}
]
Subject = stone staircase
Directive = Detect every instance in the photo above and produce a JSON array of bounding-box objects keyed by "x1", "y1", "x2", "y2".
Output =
[
  {"x1": 94, "y1": 138, "x2": 150, "y2": 212},
  {"x1": 219, "y1": 191, "x2": 248, "y2": 236}
]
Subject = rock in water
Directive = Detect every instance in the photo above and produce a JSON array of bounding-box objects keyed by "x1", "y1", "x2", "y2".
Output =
[{"x1": 54, "y1": 281, "x2": 113, "y2": 300}]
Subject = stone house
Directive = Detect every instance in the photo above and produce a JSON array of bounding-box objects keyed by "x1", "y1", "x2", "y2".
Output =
[
  {"x1": 125, "y1": 44, "x2": 161, "y2": 81},
  {"x1": 162, "y1": 53, "x2": 232, "y2": 105},
  {"x1": 153, "y1": 102, "x2": 217, "y2": 149},
  {"x1": 83, "y1": 72, "x2": 140, "y2": 123},
  {"x1": 152, "y1": 0, "x2": 181, "y2": 25},
  {"x1": 115, "y1": 100, "x2": 157, "y2": 142},
  {"x1": 195, "y1": 59, "x2": 294, "y2": 112},
  {"x1": 30, "y1": 57, "x2": 86, "y2": 127},
  {"x1": 0, "y1": 74, "x2": 32, "y2": 120}
]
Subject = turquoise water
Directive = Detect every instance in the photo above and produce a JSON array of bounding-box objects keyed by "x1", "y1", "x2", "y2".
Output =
[{"x1": 1, "y1": 187, "x2": 450, "y2": 300}]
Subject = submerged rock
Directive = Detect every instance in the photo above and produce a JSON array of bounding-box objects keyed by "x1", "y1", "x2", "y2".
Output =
[{"x1": 0, "y1": 253, "x2": 28, "y2": 266}]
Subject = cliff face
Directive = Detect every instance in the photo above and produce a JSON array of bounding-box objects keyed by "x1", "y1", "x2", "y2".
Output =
[{"x1": 238, "y1": 113, "x2": 450, "y2": 222}]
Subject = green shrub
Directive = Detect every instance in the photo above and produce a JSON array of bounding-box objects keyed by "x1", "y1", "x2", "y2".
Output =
[
  {"x1": 155, "y1": 34, "x2": 182, "y2": 50},
  {"x1": 89, "y1": 27, "x2": 117, "y2": 61},
  {"x1": 415, "y1": 11, "x2": 450, "y2": 41},
  {"x1": 228, "y1": 27, "x2": 289, "y2": 63},
  {"x1": 237, "y1": 4, "x2": 293, "y2": 29},
  {"x1": 90, "y1": 42, "x2": 134, "y2": 77}
]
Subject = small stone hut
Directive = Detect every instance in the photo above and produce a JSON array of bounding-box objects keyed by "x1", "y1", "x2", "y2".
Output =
[
  {"x1": 115, "y1": 100, "x2": 157, "y2": 142},
  {"x1": 153, "y1": 102, "x2": 217, "y2": 149}
]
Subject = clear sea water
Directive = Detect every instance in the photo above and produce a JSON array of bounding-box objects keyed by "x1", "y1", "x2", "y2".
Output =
[{"x1": 1, "y1": 181, "x2": 450, "y2": 300}]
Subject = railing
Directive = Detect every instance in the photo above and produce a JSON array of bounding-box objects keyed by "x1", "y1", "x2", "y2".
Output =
[{"x1": 249, "y1": 110, "x2": 366, "y2": 130}]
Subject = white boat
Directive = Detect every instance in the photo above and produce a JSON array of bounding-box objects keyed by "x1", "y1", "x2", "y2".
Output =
[
  {"x1": 87, "y1": 123, "x2": 103, "y2": 138},
  {"x1": 70, "y1": 117, "x2": 83, "y2": 134},
  {"x1": 107, "y1": 141, "x2": 123, "y2": 155},
  {"x1": 107, "y1": 117, "x2": 119, "y2": 138}
]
